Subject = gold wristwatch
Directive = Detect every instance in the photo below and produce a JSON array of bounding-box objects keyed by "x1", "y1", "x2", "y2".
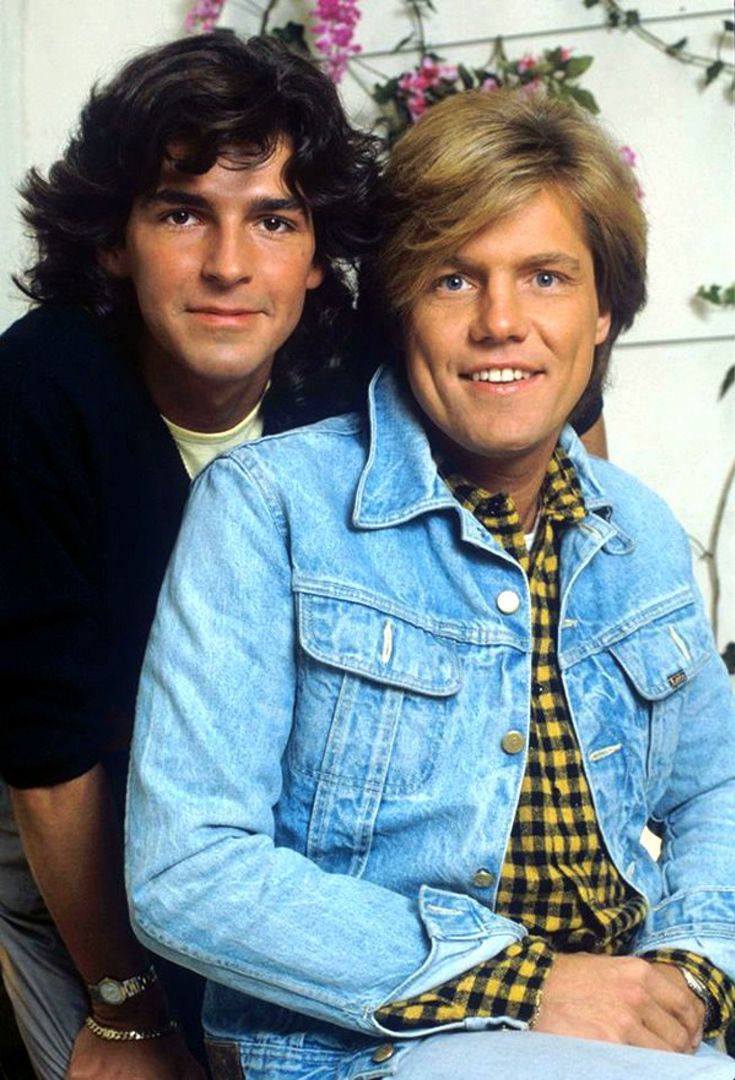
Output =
[{"x1": 86, "y1": 963, "x2": 158, "y2": 1006}]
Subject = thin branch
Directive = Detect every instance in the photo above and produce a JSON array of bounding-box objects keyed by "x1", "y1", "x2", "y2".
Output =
[
  {"x1": 600, "y1": 0, "x2": 734, "y2": 77},
  {"x1": 707, "y1": 455, "x2": 735, "y2": 638},
  {"x1": 260, "y1": 0, "x2": 279, "y2": 34}
]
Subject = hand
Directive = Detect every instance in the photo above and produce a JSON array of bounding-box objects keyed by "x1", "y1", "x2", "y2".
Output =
[
  {"x1": 533, "y1": 953, "x2": 705, "y2": 1054},
  {"x1": 67, "y1": 1025, "x2": 206, "y2": 1079}
]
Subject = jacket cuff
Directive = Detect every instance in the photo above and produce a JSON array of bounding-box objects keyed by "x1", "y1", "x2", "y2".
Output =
[{"x1": 376, "y1": 936, "x2": 554, "y2": 1031}]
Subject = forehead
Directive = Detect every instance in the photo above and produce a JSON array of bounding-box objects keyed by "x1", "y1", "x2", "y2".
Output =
[
  {"x1": 454, "y1": 188, "x2": 591, "y2": 262},
  {"x1": 152, "y1": 139, "x2": 297, "y2": 196}
]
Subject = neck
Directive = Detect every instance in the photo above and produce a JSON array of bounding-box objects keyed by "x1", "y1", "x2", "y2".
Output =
[
  {"x1": 437, "y1": 434, "x2": 559, "y2": 531},
  {"x1": 140, "y1": 356, "x2": 270, "y2": 434}
]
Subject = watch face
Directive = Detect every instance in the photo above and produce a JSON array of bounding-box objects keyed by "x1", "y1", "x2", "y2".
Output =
[{"x1": 98, "y1": 978, "x2": 125, "y2": 1005}]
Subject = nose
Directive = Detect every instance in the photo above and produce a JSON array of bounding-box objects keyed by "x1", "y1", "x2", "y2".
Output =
[
  {"x1": 202, "y1": 223, "x2": 252, "y2": 286},
  {"x1": 470, "y1": 280, "x2": 529, "y2": 344}
]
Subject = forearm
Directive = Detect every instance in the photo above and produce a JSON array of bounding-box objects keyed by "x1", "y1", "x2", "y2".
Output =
[
  {"x1": 8, "y1": 762, "x2": 172, "y2": 1031},
  {"x1": 10, "y1": 763, "x2": 143, "y2": 981}
]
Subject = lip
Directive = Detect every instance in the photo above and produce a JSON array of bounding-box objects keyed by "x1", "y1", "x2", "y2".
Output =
[{"x1": 187, "y1": 307, "x2": 259, "y2": 323}]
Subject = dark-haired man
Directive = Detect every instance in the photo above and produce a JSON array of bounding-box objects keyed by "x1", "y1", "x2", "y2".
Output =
[
  {"x1": 128, "y1": 90, "x2": 735, "y2": 1078},
  {"x1": 0, "y1": 30, "x2": 377, "y2": 1080}
]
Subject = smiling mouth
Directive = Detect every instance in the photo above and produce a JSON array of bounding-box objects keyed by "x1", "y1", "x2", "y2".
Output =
[{"x1": 462, "y1": 367, "x2": 535, "y2": 384}]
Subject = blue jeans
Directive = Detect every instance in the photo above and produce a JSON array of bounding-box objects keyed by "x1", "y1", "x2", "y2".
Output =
[
  {"x1": 205, "y1": 1029, "x2": 734, "y2": 1079},
  {"x1": 392, "y1": 1030, "x2": 735, "y2": 1080}
]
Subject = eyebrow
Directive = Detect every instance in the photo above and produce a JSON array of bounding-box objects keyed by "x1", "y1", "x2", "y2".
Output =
[
  {"x1": 144, "y1": 189, "x2": 307, "y2": 215},
  {"x1": 518, "y1": 251, "x2": 583, "y2": 274},
  {"x1": 441, "y1": 251, "x2": 583, "y2": 276}
]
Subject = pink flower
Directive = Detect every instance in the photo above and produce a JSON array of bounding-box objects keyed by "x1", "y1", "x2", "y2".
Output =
[
  {"x1": 399, "y1": 56, "x2": 457, "y2": 98},
  {"x1": 481, "y1": 75, "x2": 500, "y2": 92},
  {"x1": 522, "y1": 76, "x2": 541, "y2": 97},
  {"x1": 619, "y1": 145, "x2": 644, "y2": 200},
  {"x1": 406, "y1": 93, "x2": 428, "y2": 121},
  {"x1": 309, "y1": 0, "x2": 362, "y2": 84},
  {"x1": 517, "y1": 54, "x2": 537, "y2": 74},
  {"x1": 560, "y1": 47, "x2": 572, "y2": 62},
  {"x1": 184, "y1": 0, "x2": 225, "y2": 33}
]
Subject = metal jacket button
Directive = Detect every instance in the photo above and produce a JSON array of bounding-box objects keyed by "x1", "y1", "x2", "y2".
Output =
[
  {"x1": 471, "y1": 868, "x2": 495, "y2": 888},
  {"x1": 501, "y1": 730, "x2": 525, "y2": 755},
  {"x1": 496, "y1": 589, "x2": 520, "y2": 615},
  {"x1": 372, "y1": 1043, "x2": 395, "y2": 1063}
]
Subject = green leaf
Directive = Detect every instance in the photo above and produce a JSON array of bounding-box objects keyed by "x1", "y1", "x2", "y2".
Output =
[
  {"x1": 563, "y1": 84, "x2": 600, "y2": 114},
  {"x1": 724, "y1": 19, "x2": 734, "y2": 32},
  {"x1": 458, "y1": 64, "x2": 475, "y2": 90},
  {"x1": 722, "y1": 641, "x2": 735, "y2": 674},
  {"x1": 565, "y1": 55, "x2": 594, "y2": 78},
  {"x1": 392, "y1": 33, "x2": 415, "y2": 52},
  {"x1": 371, "y1": 78, "x2": 401, "y2": 104},
  {"x1": 624, "y1": 9, "x2": 640, "y2": 27},
  {"x1": 697, "y1": 284, "x2": 722, "y2": 304},
  {"x1": 665, "y1": 37, "x2": 688, "y2": 56},
  {"x1": 720, "y1": 365, "x2": 735, "y2": 399},
  {"x1": 583, "y1": 0, "x2": 600, "y2": 6},
  {"x1": 724, "y1": 285, "x2": 735, "y2": 305},
  {"x1": 270, "y1": 22, "x2": 310, "y2": 56},
  {"x1": 705, "y1": 60, "x2": 725, "y2": 86}
]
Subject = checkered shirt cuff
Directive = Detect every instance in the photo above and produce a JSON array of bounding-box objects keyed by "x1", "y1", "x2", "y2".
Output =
[
  {"x1": 645, "y1": 948, "x2": 735, "y2": 1037},
  {"x1": 376, "y1": 938, "x2": 554, "y2": 1031}
]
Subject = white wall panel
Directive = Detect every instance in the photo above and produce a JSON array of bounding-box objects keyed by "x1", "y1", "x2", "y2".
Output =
[
  {"x1": 1, "y1": 0, "x2": 733, "y2": 650},
  {"x1": 605, "y1": 336, "x2": 735, "y2": 645}
]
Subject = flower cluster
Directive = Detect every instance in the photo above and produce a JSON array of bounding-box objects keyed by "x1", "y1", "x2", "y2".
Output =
[
  {"x1": 373, "y1": 45, "x2": 598, "y2": 144},
  {"x1": 310, "y1": 0, "x2": 362, "y2": 84},
  {"x1": 184, "y1": 0, "x2": 225, "y2": 34},
  {"x1": 397, "y1": 55, "x2": 459, "y2": 120}
]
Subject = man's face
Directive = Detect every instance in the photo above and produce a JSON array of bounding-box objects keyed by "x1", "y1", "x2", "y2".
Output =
[
  {"x1": 404, "y1": 188, "x2": 611, "y2": 476},
  {"x1": 105, "y1": 141, "x2": 323, "y2": 417}
]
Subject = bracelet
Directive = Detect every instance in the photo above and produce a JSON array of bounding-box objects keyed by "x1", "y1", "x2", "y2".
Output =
[
  {"x1": 678, "y1": 968, "x2": 713, "y2": 1030},
  {"x1": 528, "y1": 983, "x2": 544, "y2": 1030},
  {"x1": 84, "y1": 1015, "x2": 179, "y2": 1042}
]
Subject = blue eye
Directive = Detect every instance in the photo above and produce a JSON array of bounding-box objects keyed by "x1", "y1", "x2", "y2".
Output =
[
  {"x1": 440, "y1": 274, "x2": 466, "y2": 291},
  {"x1": 535, "y1": 271, "x2": 557, "y2": 288}
]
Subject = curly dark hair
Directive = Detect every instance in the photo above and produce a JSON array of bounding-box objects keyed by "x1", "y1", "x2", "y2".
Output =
[{"x1": 16, "y1": 31, "x2": 380, "y2": 429}]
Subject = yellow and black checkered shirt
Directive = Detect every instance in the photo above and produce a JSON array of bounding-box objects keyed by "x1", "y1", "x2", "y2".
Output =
[{"x1": 377, "y1": 448, "x2": 734, "y2": 1036}]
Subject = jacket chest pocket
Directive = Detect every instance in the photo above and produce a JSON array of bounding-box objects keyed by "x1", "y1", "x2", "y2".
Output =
[
  {"x1": 289, "y1": 591, "x2": 461, "y2": 798},
  {"x1": 606, "y1": 601, "x2": 710, "y2": 798}
]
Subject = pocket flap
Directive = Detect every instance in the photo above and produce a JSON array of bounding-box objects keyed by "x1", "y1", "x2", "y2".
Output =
[
  {"x1": 608, "y1": 607, "x2": 710, "y2": 700},
  {"x1": 297, "y1": 592, "x2": 461, "y2": 696}
]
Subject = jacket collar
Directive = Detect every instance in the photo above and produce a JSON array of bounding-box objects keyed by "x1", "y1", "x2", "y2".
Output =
[{"x1": 353, "y1": 366, "x2": 628, "y2": 549}]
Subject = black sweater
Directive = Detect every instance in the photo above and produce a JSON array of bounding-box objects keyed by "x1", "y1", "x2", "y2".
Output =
[{"x1": 0, "y1": 306, "x2": 191, "y2": 787}]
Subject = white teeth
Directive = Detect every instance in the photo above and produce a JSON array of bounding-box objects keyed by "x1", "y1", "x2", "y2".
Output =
[{"x1": 470, "y1": 368, "x2": 531, "y2": 383}]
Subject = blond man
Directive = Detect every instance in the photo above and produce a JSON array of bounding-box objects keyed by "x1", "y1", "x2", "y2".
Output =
[{"x1": 127, "y1": 91, "x2": 735, "y2": 1079}]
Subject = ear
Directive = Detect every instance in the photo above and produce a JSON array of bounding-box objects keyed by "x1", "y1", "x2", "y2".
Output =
[
  {"x1": 97, "y1": 246, "x2": 129, "y2": 279},
  {"x1": 305, "y1": 259, "x2": 325, "y2": 292},
  {"x1": 595, "y1": 306, "x2": 612, "y2": 346}
]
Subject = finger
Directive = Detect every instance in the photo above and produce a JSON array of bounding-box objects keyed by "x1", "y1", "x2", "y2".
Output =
[
  {"x1": 639, "y1": 996, "x2": 698, "y2": 1054},
  {"x1": 648, "y1": 965, "x2": 705, "y2": 1040}
]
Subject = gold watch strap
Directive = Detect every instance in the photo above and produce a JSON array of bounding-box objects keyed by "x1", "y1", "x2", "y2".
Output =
[
  {"x1": 84, "y1": 1015, "x2": 178, "y2": 1042},
  {"x1": 86, "y1": 963, "x2": 158, "y2": 1005}
]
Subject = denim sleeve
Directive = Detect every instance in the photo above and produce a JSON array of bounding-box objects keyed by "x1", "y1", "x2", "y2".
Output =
[
  {"x1": 126, "y1": 452, "x2": 525, "y2": 1036},
  {"x1": 630, "y1": 583, "x2": 735, "y2": 982}
]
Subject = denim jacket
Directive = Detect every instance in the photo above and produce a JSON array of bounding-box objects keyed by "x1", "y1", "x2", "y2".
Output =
[{"x1": 127, "y1": 366, "x2": 735, "y2": 1077}]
